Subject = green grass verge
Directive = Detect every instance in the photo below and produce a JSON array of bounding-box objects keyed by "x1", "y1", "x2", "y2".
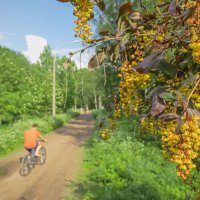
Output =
[
  {"x1": 69, "y1": 110, "x2": 199, "y2": 200},
  {"x1": 0, "y1": 110, "x2": 79, "y2": 156}
]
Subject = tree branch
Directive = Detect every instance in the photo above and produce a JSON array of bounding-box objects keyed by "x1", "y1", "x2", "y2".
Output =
[
  {"x1": 187, "y1": 75, "x2": 200, "y2": 107},
  {"x1": 140, "y1": 0, "x2": 147, "y2": 11},
  {"x1": 69, "y1": 37, "x2": 121, "y2": 57}
]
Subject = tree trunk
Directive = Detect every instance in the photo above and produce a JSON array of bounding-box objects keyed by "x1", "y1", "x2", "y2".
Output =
[
  {"x1": 74, "y1": 97, "x2": 77, "y2": 110},
  {"x1": 64, "y1": 72, "x2": 68, "y2": 111},
  {"x1": 94, "y1": 90, "x2": 97, "y2": 109},
  {"x1": 98, "y1": 95, "x2": 103, "y2": 109}
]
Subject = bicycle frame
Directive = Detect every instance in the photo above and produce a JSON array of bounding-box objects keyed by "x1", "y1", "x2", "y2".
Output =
[{"x1": 19, "y1": 141, "x2": 46, "y2": 176}]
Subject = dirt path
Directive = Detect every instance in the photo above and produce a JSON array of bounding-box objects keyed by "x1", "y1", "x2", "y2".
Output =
[{"x1": 0, "y1": 113, "x2": 94, "y2": 200}]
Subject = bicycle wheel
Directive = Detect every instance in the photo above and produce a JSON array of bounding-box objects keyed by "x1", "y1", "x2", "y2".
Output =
[
  {"x1": 19, "y1": 154, "x2": 31, "y2": 176},
  {"x1": 37, "y1": 147, "x2": 46, "y2": 165}
]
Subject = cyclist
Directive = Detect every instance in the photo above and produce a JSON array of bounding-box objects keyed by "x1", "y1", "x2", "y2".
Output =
[{"x1": 24, "y1": 123, "x2": 46, "y2": 156}]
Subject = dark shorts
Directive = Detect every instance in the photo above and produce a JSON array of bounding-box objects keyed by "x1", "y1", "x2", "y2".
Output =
[{"x1": 25, "y1": 142, "x2": 38, "y2": 154}]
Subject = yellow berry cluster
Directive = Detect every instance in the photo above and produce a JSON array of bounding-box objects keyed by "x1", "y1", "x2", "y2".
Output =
[
  {"x1": 162, "y1": 116, "x2": 200, "y2": 180},
  {"x1": 157, "y1": 71, "x2": 189, "y2": 89},
  {"x1": 118, "y1": 60, "x2": 150, "y2": 117},
  {"x1": 73, "y1": 0, "x2": 93, "y2": 43},
  {"x1": 192, "y1": 87, "x2": 200, "y2": 109},
  {"x1": 113, "y1": 108, "x2": 121, "y2": 119},
  {"x1": 181, "y1": 0, "x2": 197, "y2": 9},
  {"x1": 135, "y1": 30, "x2": 155, "y2": 49},
  {"x1": 157, "y1": 72, "x2": 166, "y2": 83},
  {"x1": 115, "y1": 30, "x2": 154, "y2": 117},
  {"x1": 113, "y1": 95, "x2": 121, "y2": 119},
  {"x1": 189, "y1": 28, "x2": 200, "y2": 64},
  {"x1": 108, "y1": 118, "x2": 116, "y2": 130},
  {"x1": 140, "y1": 117, "x2": 163, "y2": 135},
  {"x1": 188, "y1": 2, "x2": 200, "y2": 64},
  {"x1": 100, "y1": 128, "x2": 110, "y2": 141}
]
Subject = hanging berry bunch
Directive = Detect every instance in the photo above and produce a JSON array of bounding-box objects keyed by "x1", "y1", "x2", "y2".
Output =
[
  {"x1": 140, "y1": 116, "x2": 163, "y2": 135},
  {"x1": 100, "y1": 128, "x2": 110, "y2": 141},
  {"x1": 58, "y1": 0, "x2": 105, "y2": 44},
  {"x1": 187, "y1": 1, "x2": 200, "y2": 64},
  {"x1": 108, "y1": 118, "x2": 116, "y2": 130},
  {"x1": 118, "y1": 58, "x2": 150, "y2": 117},
  {"x1": 162, "y1": 116, "x2": 200, "y2": 180},
  {"x1": 71, "y1": 0, "x2": 94, "y2": 43},
  {"x1": 113, "y1": 95, "x2": 121, "y2": 119}
]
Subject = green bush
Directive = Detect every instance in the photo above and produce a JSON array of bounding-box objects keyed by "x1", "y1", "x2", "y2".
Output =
[{"x1": 92, "y1": 109, "x2": 108, "y2": 119}]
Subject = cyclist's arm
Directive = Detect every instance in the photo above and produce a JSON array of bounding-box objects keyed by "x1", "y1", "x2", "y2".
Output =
[{"x1": 38, "y1": 134, "x2": 46, "y2": 142}]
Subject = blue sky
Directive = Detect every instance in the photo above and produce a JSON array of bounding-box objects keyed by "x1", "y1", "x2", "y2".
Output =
[{"x1": 0, "y1": 0, "x2": 93, "y2": 66}]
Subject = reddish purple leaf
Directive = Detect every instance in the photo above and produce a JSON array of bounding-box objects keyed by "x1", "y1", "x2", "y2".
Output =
[
  {"x1": 168, "y1": 0, "x2": 177, "y2": 16},
  {"x1": 151, "y1": 97, "x2": 166, "y2": 117},
  {"x1": 95, "y1": 0, "x2": 106, "y2": 11},
  {"x1": 187, "y1": 108, "x2": 200, "y2": 122},
  {"x1": 175, "y1": 117, "x2": 184, "y2": 133},
  {"x1": 159, "y1": 113, "x2": 179, "y2": 121},
  {"x1": 88, "y1": 51, "x2": 105, "y2": 69},
  {"x1": 117, "y1": 3, "x2": 133, "y2": 21},
  {"x1": 134, "y1": 52, "x2": 165, "y2": 73},
  {"x1": 154, "y1": 40, "x2": 170, "y2": 49},
  {"x1": 98, "y1": 30, "x2": 113, "y2": 37},
  {"x1": 57, "y1": 0, "x2": 70, "y2": 2}
]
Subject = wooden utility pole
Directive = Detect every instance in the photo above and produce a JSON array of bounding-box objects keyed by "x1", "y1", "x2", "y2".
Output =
[{"x1": 52, "y1": 56, "x2": 56, "y2": 118}]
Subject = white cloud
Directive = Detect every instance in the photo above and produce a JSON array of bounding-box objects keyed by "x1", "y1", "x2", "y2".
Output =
[
  {"x1": 0, "y1": 33, "x2": 6, "y2": 40},
  {"x1": 53, "y1": 47, "x2": 94, "y2": 68},
  {"x1": 23, "y1": 35, "x2": 47, "y2": 63},
  {"x1": 0, "y1": 32, "x2": 15, "y2": 41}
]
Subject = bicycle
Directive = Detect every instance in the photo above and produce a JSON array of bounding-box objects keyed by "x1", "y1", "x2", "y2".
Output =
[{"x1": 19, "y1": 141, "x2": 46, "y2": 176}]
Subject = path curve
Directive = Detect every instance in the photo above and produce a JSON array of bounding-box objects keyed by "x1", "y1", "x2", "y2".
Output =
[{"x1": 0, "y1": 113, "x2": 94, "y2": 200}]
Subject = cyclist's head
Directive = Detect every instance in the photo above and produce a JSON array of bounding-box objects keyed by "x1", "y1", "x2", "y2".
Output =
[{"x1": 32, "y1": 123, "x2": 38, "y2": 128}]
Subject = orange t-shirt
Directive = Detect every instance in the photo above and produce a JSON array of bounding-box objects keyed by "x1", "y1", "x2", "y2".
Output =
[{"x1": 24, "y1": 128, "x2": 41, "y2": 148}]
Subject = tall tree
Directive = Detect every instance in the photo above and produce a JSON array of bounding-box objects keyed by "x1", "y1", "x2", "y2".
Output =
[
  {"x1": 39, "y1": 45, "x2": 53, "y2": 70},
  {"x1": 94, "y1": 0, "x2": 160, "y2": 34}
]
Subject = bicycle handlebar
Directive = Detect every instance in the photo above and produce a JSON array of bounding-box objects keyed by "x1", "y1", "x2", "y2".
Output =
[{"x1": 37, "y1": 139, "x2": 47, "y2": 142}]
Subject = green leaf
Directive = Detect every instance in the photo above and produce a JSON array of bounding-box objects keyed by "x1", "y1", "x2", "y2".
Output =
[
  {"x1": 121, "y1": 33, "x2": 130, "y2": 49},
  {"x1": 159, "y1": 92, "x2": 177, "y2": 101},
  {"x1": 180, "y1": 73, "x2": 198, "y2": 87},
  {"x1": 118, "y1": 20, "x2": 129, "y2": 33},
  {"x1": 110, "y1": 44, "x2": 120, "y2": 61},
  {"x1": 157, "y1": 60, "x2": 176, "y2": 78},
  {"x1": 114, "y1": 44, "x2": 120, "y2": 60}
]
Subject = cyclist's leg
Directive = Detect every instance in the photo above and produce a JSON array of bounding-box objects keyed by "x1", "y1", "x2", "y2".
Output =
[
  {"x1": 23, "y1": 148, "x2": 34, "y2": 168},
  {"x1": 34, "y1": 142, "x2": 41, "y2": 156},
  {"x1": 26, "y1": 143, "x2": 38, "y2": 155},
  {"x1": 25, "y1": 148, "x2": 32, "y2": 154}
]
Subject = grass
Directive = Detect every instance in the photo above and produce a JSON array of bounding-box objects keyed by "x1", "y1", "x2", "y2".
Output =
[{"x1": 67, "y1": 110, "x2": 199, "y2": 200}]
